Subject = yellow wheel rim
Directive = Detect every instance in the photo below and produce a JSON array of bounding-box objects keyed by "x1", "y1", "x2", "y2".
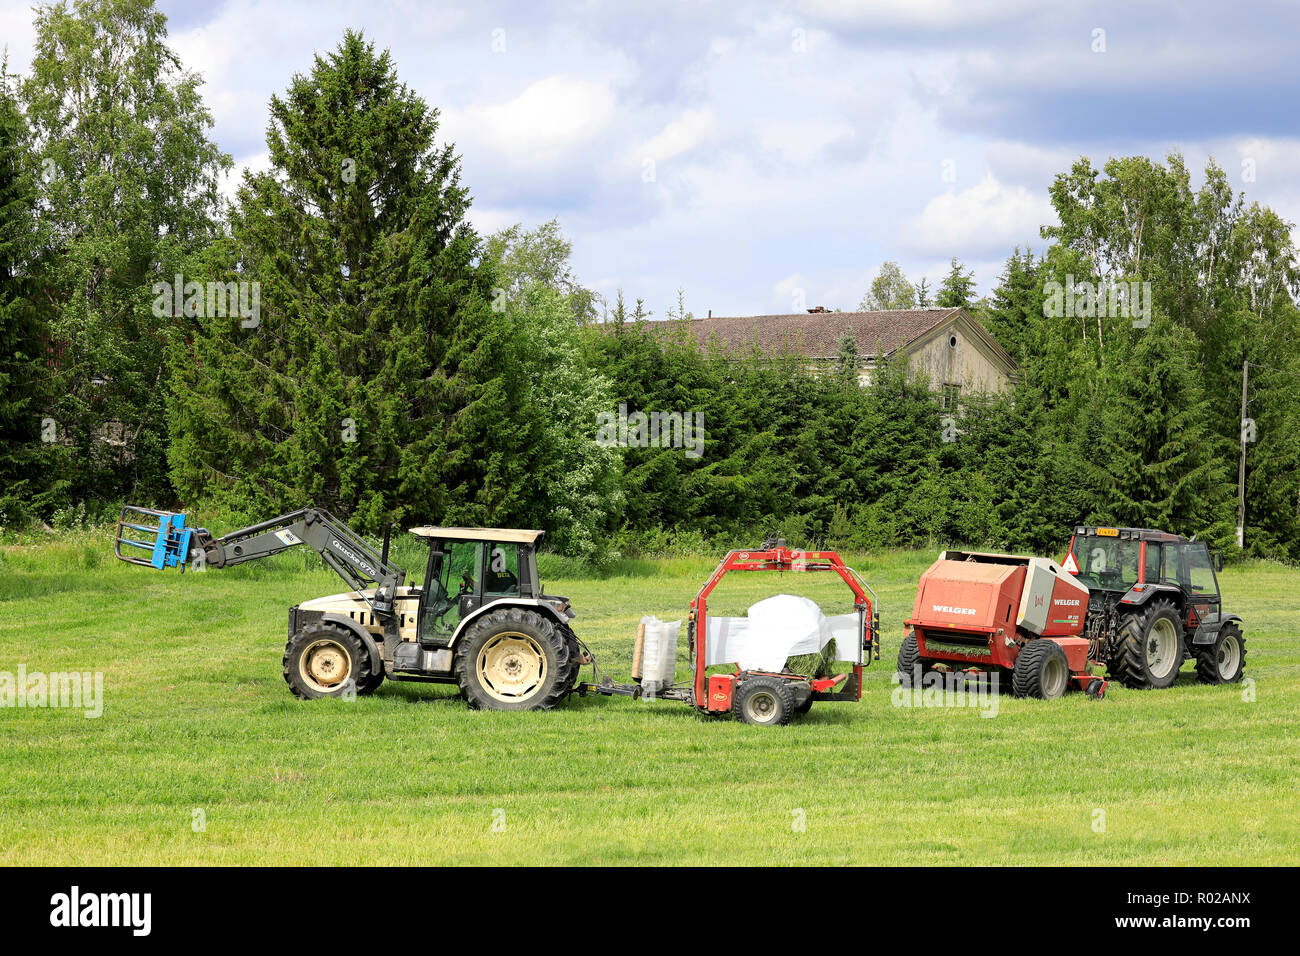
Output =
[
  {"x1": 476, "y1": 632, "x2": 547, "y2": 704},
  {"x1": 300, "y1": 639, "x2": 351, "y2": 694}
]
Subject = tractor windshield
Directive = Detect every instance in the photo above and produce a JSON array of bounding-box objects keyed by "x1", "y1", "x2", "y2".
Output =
[{"x1": 1070, "y1": 535, "x2": 1141, "y2": 591}]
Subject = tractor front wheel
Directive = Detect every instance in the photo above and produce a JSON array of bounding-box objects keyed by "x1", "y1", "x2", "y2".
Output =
[
  {"x1": 732, "y1": 676, "x2": 796, "y2": 726},
  {"x1": 357, "y1": 666, "x2": 385, "y2": 696},
  {"x1": 1012, "y1": 639, "x2": 1070, "y2": 699},
  {"x1": 454, "y1": 608, "x2": 576, "y2": 711},
  {"x1": 283, "y1": 623, "x2": 372, "y2": 699},
  {"x1": 1195, "y1": 623, "x2": 1246, "y2": 684}
]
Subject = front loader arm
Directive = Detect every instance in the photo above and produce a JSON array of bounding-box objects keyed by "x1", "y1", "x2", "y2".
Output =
[{"x1": 116, "y1": 505, "x2": 406, "y2": 619}]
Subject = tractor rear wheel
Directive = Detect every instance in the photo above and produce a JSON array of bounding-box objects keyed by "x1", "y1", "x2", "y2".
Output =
[
  {"x1": 454, "y1": 608, "x2": 575, "y2": 711},
  {"x1": 1109, "y1": 600, "x2": 1183, "y2": 689},
  {"x1": 1012, "y1": 639, "x2": 1070, "y2": 699},
  {"x1": 896, "y1": 632, "x2": 934, "y2": 688},
  {"x1": 1195, "y1": 623, "x2": 1246, "y2": 684},
  {"x1": 558, "y1": 625, "x2": 584, "y2": 688},
  {"x1": 283, "y1": 622, "x2": 372, "y2": 700},
  {"x1": 732, "y1": 676, "x2": 796, "y2": 726}
]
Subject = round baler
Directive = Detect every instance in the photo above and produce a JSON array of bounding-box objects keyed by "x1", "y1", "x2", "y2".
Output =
[{"x1": 898, "y1": 550, "x2": 1104, "y2": 700}]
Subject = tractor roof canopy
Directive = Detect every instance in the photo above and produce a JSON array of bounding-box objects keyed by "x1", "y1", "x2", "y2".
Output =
[
  {"x1": 1074, "y1": 526, "x2": 1187, "y2": 543},
  {"x1": 409, "y1": 527, "x2": 544, "y2": 544}
]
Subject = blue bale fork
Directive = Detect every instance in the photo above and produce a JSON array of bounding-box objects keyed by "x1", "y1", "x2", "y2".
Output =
[{"x1": 114, "y1": 505, "x2": 194, "y2": 570}]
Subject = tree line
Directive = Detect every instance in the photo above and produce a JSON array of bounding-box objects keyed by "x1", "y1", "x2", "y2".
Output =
[{"x1": 2, "y1": 0, "x2": 1298, "y2": 564}]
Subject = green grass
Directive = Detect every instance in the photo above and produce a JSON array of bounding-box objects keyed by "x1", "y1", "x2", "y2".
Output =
[{"x1": 1, "y1": 533, "x2": 1297, "y2": 865}]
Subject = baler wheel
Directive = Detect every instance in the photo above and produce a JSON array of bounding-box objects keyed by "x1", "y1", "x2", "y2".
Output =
[
  {"x1": 1011, "y1": 639, "x2": 1070, "y2": 700},
  {"x1": 1110, "y1": 600, "x2": 1183, "y2": 689},
  {"x1": 1195, "y1": 623, "x2": 1246, "y2": 684},
  {"x1": 732, "y1": 676, "x2": 796, "y2": 726},
  {"x1": 895, "y1": 632, "x2": 934, "y2": 688}
]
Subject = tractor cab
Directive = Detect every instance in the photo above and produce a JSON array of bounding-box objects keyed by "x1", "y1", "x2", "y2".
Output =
[
  {"x1": 1066, "y1": 526, "x2": 1224, "y2": 614},
  {"x1": 408, "y1": 527, "x2": 548, "y2": 641}
]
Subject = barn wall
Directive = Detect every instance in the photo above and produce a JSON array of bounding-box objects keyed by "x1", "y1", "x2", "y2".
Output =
[{"x1": 902, "y1": 321, "x2": 1013, "y2": 394}]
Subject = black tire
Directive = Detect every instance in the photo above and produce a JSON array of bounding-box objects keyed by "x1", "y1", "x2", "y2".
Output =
[
  {"x1": 558, "y1": 625, "x2": 584, "y2": 687},
  {"x1": 1109, "y1": 600, "x2": 1184, "y2": 689},
  {"x1": 454, "y1": 608, "x2": 575, "y2": 711},
  {"x1": 357, "y1": 665, "x2": 385, "y2": 696},
  {"x1": 732, "y1": 675, "x2": 796, "y2": 726},
  {"x1": 896, "y1": 632, "x2": 934, "y2": 688},
  {"x1": 1012, "y1": 639, "x2": 1071, "y2": 699},
  {"x1": 1195, "y1": 623, "x2": 1246, "y2": 684},
  {"x1": 283, "y1": 622, "x2": 372, "y2": 700}
]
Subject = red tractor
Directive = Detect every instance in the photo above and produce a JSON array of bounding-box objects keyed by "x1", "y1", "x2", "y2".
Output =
[{"x1": 1063, "y1": 526, "x2": 1245, "y2": 688}]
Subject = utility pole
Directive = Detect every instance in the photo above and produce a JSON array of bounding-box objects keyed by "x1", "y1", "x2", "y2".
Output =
[{"x1": 1237, "y1": 358, "x2": 1249, "y2": 550}]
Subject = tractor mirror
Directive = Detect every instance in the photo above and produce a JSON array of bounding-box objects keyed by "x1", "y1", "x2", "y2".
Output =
[{"x1": 1212, "y1": 550, "x2": 1224, "y2": 572}]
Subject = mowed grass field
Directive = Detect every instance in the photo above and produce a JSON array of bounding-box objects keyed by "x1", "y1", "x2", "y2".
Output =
[{"x1": 1, "y1": 532, "x2": 1297, "y2": 866}]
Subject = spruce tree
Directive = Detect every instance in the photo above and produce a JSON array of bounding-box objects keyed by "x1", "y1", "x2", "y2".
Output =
[
  {"x1": 1088, "y1": 318, "x2": 1234, "y2": 539},
  {"x1": 915, "y1": 277, "x2": 932, "y2": 307},
  {"x1": 0, "y1": 73, "x2": 53, "y2": 522},
  {"x1": 169, "y1": 31, "x2": 543, "y2": 531},
  {"x1": 936, "y1": 257, "x2": 977, "y2": 309},
  {"x1": 984, "y1": 248, "x2": 1043, "y2": 366}
]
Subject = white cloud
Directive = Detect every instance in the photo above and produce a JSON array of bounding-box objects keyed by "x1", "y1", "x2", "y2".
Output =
[
  {"x1": 444, "y1": 76, "x2": 617, "y2": 165},
  {"x1": 635, "y1": 108, "x2": 718, "y2": 164},
  {"x1": 906, "y1": 175, "x2": 1056, "y2": 257}
]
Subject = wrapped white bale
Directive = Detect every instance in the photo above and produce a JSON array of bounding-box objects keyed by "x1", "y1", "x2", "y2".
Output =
[
  {"x1": 638, "y1": 615, "x2": 680, "y2": 692},
  {"x1": 705, "y1": 595, "x2": 864, "y2": 671}
]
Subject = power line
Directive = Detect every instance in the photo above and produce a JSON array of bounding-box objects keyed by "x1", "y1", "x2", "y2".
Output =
[{"x1": 1246, "y1": 360, "x2": 1300, "y2": 378}]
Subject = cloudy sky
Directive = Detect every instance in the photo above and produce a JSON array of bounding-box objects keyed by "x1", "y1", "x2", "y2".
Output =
[{"x1": 3, "y1": 0, "x2": 1298, "y2": 317}]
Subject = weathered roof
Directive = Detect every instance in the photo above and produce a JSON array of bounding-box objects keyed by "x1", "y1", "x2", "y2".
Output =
[
  {"x1": 669, "y1": 308, "x2": 962, "y2": 359},
  {"x1": 409, "y1": 527, "x2": 544, "y2": 544}
]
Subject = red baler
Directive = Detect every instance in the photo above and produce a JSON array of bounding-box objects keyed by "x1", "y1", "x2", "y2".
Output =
[{"x1": 900, "y1": 550, "x2": 1106, "y2": 699}]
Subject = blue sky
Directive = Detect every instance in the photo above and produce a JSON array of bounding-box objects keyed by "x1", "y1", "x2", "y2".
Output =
[{"x1": 4, "y1": 0, "x2": 1298, "y2": 317}]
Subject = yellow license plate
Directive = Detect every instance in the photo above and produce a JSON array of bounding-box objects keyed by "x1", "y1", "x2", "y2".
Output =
[{"x1": 1095, "y1": 527, "x2": 1119, "y2": 536}]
